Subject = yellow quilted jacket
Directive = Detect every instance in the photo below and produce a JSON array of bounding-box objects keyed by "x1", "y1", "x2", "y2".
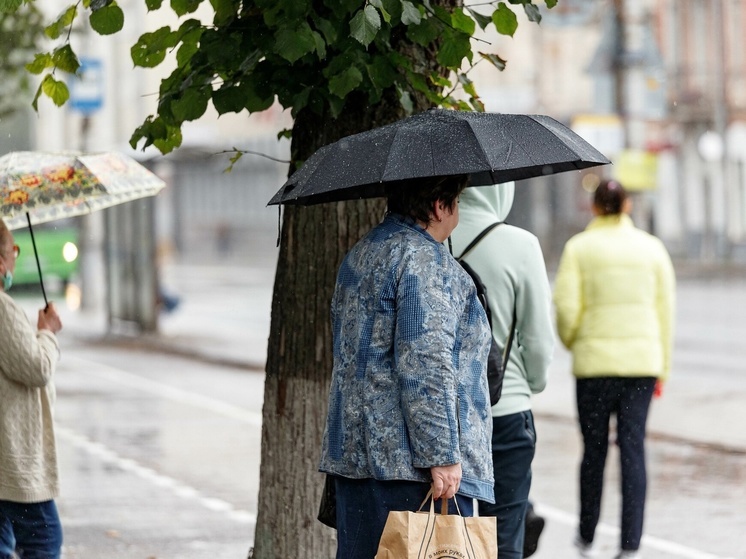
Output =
[{"x1": 553, "y1": 214, "x2": 676, "y2": 380}]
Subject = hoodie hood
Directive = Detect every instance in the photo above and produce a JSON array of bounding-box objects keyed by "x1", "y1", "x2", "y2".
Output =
[{"x1": 450, "y1": 182, "x2": 515, "y2": 257}]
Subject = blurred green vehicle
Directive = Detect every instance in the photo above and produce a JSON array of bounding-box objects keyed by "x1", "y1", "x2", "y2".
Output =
[{"x1": 12, "y1": 222, "x2": 79, "y2": 287}]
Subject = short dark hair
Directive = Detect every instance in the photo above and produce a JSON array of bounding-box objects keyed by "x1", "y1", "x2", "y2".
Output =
[
  {"x1": 386, "y1": 174, "x2": 469, "y2": 225},
  {"x1": 594, "y1": 179, "x2": 628, "y2": 215}
]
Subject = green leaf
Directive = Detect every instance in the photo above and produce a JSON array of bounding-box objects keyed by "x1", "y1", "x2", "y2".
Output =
[
  {"x1": 466, "y1": 7, "x2": 492, "y2": 31},
  {"x1": 381, "y1": 0, "x2": 402, "y2": 22},
  {"x1": 406, "y1": 16, "x2": 438, "y2": 46},
  {"x1": 171, "y1": 85, "x2": 211, "y2": 121},
  {"x1": 328, "y1": 66, "x2": 363, "y2": 98},
  {"x1": 210, "y1": 0, "x2": 233, "y2": 25},
  {"x1": 275, "y1": 22, "x2": 317, "y2": 63},
  {"x1": 400, "y1": 0, "x2": 420, "y2": 25},
  {"x1": 240, "y1": 79, "x2": 274, "y2": 113},
  {"x1": 176, "y1": 37, "x2": 200, "y2": 67},
  {"x1": 350, "y1": 5, "x2": 380, "y2": 47},
  {"x1": 492, "y1": 3, "x2": 518, "y2": 36},
  {"x1": 430, "y1": 73, "x2": 451, "y2": 88},
  {"x1": 145, "y1": 0, "x2": 163, "y2": 10},
  {"x1": 366, "y1": 54, "x2": 397, "y2": 91},
  {"x1": 41, "y1": 74, "x2": 70, "y2": 106},
  {"x1": 153, "y1": 124, "x2": 183, "y2": 154},
  {"x1": 437, "y1": 31, "x2": 471, "y2": 68},
  {"x1": 457, "y1": 74, "x2": 477, "y2": 98},
  {"x1": 89, "y1": 2, "x2": 124, "y2": 35},
  {"x1": 313, "y1": 16, "x2": 338, "y2": 44},
  {"x1": 131, "y1": 26, "x2": 178, "y2": 68},
  {"x1": 26, "y1": 53, "x2": 53, "y2": 75},
  {"x1": 545, "y1": 0, "x2": 558, "y2": 8},
  {"x1": 52, "y1": 45, "x2": 80, "y2": 73},
  {"x1": 212, "y1": 85, "x2": 245, "y2": 115},
  {"x1": 451, "y1": 8, "x2": 475, "y2": 35},
  {"x1": 45, "y1": 5, "x2": 77, "y2": 39},
  {"x1": 130, "y1": 116, "x2": 162, "y2": 149},
  {"x1": 311, "y1": 30, "x2": 326, "y2": 59},
  {"x1": 0, "y1": 0, "x2": 22, "y2": 12},
  {"x1": 369, "y1": 0, "x2": 390, "y2": 23},
  {"x1": 524, "y1": 3, "x2": 541, "y2": 23},
  {"x1": 170, "y1": 0, "x2": 201, "y2": 16},
  {"x1": 397, "y1": 86, "x2": 413, "y2": 114},
  {"x1": 31, "y1": 82, "x2": 43, "y2": 111},
  {"x1": 479, "y1": 51, "x2": 507, "y2": 71},
  {"x1": 328, "y1": 95, "x2": 345, "y2": 118},
  {"x1": 277, "y1": 129, "x2": 292, "y2": 141}
]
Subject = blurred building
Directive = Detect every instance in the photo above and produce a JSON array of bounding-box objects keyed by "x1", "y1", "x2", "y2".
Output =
[
  {"x1": 472, "y1": 0, "x2": 746, "y2": 264},
  {"x1": 4, "y1": 0, "x2": 746, "y2": 266}
]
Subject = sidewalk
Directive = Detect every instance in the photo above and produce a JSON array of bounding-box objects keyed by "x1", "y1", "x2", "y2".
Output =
[{"x1": 45, "y1": 259, "x2": 746, "y2": 454}]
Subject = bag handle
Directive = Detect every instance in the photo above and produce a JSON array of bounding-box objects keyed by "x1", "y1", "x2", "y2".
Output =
[
  {"x1": 416, "y1": 489, "x2": 477, "y2": 559},
  {"x1": 417, "y1": 489, "x2": 463, "y2": 516}
]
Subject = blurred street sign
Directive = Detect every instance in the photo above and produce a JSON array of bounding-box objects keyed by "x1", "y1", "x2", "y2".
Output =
[
  {"x1": 613, "y1": 149, "x2": 658, "y2": 191},
  {"x1": 572, "y1": 114, "x2": 625, "y2": 159},
  {"x1": 69, "y1": 57, "x2": 104, "y2": 115}
]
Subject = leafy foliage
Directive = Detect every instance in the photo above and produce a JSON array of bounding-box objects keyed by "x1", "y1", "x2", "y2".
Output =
[
  {"x1": 12, "y1": 0, "x2": 555, "y2": 153},
  {"x1": 0, "y1": 3, "x2": 47, "y2": 118}
]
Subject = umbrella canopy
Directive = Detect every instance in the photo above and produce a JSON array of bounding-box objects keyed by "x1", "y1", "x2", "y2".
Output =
[
  {"x1": 0, "y1": 150, "x2": 166, "y2": 305},
  {"x1": 268, "y1": 110, "x2": 610, "y2": 206},
  {"x1": 0, "y1": 151, "x2": 165, "y2": 230}
]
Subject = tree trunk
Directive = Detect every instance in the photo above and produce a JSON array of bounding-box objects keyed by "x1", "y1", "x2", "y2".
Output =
[{"x1": 251, "y1": 3, "x2": 462, "y2": 557}]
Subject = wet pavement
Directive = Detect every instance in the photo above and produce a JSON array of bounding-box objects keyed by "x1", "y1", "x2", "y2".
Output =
[{"x1": 12, "y1": 255, "x2": 746, "y2": 559}]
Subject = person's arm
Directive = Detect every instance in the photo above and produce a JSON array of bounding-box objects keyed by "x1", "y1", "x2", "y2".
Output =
[
  {"x1": 0, "y1": 298, "x2": 60, "y2": 387},
  {"x1": 516, "y1": 237, "x2": 554, "y2": 393},
  {"x1": 655, "y1": 242, "x2": 676, "y2": 382},
  {"x1": 553, "y1": 242, "x2": 583, "y2": 349},
  {"x1": 395, "y1": 249, "x2": 461, "y2": 473}
]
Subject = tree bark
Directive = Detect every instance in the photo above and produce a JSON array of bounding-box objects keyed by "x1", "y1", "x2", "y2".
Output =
[{"x1": 252, "y1": 3, "x2": 462, "y2": 557}]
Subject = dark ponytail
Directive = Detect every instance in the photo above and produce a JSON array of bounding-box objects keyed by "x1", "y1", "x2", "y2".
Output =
[{"x1": 593, "y1": 179, "x2": 628, "y2": 216}]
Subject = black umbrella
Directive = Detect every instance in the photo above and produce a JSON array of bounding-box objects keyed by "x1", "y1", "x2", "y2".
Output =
[{"x1": 268, "y1": 109, "x2": 610, "y2": 206}]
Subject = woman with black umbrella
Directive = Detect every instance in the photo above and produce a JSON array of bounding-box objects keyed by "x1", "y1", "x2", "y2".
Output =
[{"x1": 318, "y1": 175, "x2": 495, "y2": 559}]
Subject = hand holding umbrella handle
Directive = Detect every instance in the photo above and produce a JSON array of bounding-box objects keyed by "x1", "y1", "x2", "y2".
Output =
[{"x1": 38, "y1": 302, "x2": 62, "y2": 334}]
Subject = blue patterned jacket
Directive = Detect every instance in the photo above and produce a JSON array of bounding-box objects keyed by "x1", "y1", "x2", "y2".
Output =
[{"x1": 319, "y1": 213, "x2": 495, "y2": 502}]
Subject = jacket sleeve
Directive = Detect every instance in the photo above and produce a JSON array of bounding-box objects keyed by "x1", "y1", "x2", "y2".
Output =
[
  {"x1": 395, "y1": 251, "x2": 461, "y2": 469},
  {"x1": 0, "y1": 297, "x2": 60, "y2": 388},
  {"x1": 655, "y1": 241, "x2": 676, "y2": 381},
  {"x1": 553, "y1": 241, "x2": 583, "y2": 349},
  {"x1": 516, "y1": 237, "x2": 554, "y2": 393}
]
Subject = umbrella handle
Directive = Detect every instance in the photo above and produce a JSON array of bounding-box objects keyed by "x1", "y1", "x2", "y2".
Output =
[{"x1": 25, "y1": 213, "x2": 49, "y2": 308}]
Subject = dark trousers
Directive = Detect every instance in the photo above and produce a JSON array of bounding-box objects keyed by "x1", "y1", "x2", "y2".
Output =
[
  {"x1": 478, "y1": 411, "x2": 537, "y2": 559},
  {"x1": 0, "y1": 500, "x2": 63, "y2": 559},
  {"x1": 576, "y1": 376, "x2": 656, "y2": 552},
  {"x1": 334, "y1": 477, "x2": 474, "y2": 559}
]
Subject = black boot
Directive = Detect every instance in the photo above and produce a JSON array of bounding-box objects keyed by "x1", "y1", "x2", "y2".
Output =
[{"x1": 523, "y1": 504, "x2": 546, "y2": 558}]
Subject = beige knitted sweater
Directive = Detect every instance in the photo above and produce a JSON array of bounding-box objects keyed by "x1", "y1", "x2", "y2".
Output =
[{"x1": 0, "y1": 291, "x2": 60, "y2": 503}]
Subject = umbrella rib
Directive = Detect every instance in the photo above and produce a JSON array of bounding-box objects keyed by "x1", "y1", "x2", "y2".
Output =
[{"x1": 465, "y1": 119, "x2": 498, "y2": 173}]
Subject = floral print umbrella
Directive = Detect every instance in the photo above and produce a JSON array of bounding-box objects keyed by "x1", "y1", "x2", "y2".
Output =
[
  {"x1": 0, "y1": 151, "x2": 166, "y2": 305},
  {"x1": 0, "y1": 151, "x2": 166, "y2": 230}
]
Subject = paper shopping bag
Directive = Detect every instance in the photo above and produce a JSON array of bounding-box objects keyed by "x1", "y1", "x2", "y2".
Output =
[{"x1": 375, "y1": 492, "x2": 497, "y2": 559}]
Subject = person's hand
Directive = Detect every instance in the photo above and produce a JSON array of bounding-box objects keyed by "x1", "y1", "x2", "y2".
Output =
[
  {"x1": 653, "y1": 379, "x2": 664, "y2": 398},
  {"x1": 430, "y1": 463, "x2": 461, "y2": 501},
  {"x1": 38, "y1": 302, "x2": 62, "y2": 334}
]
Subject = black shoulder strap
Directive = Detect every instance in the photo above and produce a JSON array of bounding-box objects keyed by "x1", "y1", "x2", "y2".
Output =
[
  {"x1": 457, "y1": 222, "x2": 503, "y2": 260},
  {"x1": 503, "y1": 303, "x2": 517, "y2": 365}
]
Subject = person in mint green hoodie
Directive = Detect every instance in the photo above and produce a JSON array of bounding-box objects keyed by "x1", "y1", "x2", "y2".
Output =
[{"x1": 450, "y1": 182, "x2": 554, "y2": 559}]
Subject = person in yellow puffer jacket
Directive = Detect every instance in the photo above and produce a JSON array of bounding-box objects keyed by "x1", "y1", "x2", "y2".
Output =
[{"x1": 553, "y1": 179, "x2": 676, "y2": 559}]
